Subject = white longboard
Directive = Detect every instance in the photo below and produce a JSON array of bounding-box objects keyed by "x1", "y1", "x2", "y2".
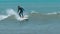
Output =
[
  {"x1": 18, "y1": 15, "x2": 28, "y2": 21},
  {"x1": 20, "y1": 17, "x2": 28, "y2": 21}
]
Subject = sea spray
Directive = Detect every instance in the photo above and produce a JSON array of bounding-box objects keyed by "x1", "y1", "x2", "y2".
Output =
[{"x1": 0, "y1": 9, "x2": 28, "y2": 21}]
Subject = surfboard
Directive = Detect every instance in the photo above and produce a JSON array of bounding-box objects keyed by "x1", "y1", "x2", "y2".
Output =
[
  {"x1": 20, "y1": 17, "x2": 28, "y2": 21},
  {"x1": 18, "y1": 15, "x2": 28, "y2": 21},
  {"x1": 17, "y1": 11, "x2": 28, "y2": 21}
]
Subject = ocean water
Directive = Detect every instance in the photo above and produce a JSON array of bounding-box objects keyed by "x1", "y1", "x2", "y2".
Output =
[{"x1": 0, "y1": 0, "x2": 60, "y2": 34}]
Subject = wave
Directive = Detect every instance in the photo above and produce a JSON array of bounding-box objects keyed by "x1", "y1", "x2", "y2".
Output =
[
  {"x1": 29, "y1": 11, "x2": 60, "y2": 22},
  {"x1": 0, "y1": 9, "x2": 60, "y2": 22},
  {"x1": 0, "y1": 9, "x2": 28, "y2": 21},
  {"x1": 30, "y1": 12, "x2": 60, "y2": 19}
]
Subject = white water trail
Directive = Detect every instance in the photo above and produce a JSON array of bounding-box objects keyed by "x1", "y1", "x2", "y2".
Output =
[{"x1": 0, "y1": 9, "x2": 28, "y2": 21}]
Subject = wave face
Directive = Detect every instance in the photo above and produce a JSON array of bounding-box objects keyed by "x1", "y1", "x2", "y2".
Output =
[
  {"x1": 29, "y1": 11, "x2": 60, "y2": 23},
  {"x1": 1, "y1": 9, "x2": 60, "y2": 22},
  {"x1": 0, "y1": 9, "x2": 60, "y2": 34}
]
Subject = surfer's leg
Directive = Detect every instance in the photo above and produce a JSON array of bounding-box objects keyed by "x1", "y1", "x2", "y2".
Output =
[
  {"x1": 20, "y1": 10, "x2": 23, "y2": 18},
  {"x1": 19, "y1": 12, "x2": 21, "y2": 17},
  {"x1": 22, "y1": 13, "x2": 24, "y2": 17},
  {"x1": 21, "y1": 12, "x2": 24, "y2": 18}
]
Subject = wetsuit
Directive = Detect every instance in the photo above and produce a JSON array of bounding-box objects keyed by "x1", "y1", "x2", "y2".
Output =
[{"x1": 18, "y1": 6, "x2": 24, "y2": 17}]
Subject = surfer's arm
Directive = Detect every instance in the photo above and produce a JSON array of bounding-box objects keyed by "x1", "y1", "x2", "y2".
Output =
[
  {"x1": 22, "y1": 8, "x2": 25, "y2": 11},
  {"x1": 23, "y1": 8, "x2": 24, "y2": 10}
]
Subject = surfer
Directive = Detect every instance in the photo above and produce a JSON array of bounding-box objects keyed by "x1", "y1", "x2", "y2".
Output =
[{"x1": 18, "y1": 6, "x2": 24, "y2": 18}]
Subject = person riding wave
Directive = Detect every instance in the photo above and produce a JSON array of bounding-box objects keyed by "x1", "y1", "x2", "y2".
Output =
[{"x1": 18, "y1": 6, "x2": 24, "y2": 18}]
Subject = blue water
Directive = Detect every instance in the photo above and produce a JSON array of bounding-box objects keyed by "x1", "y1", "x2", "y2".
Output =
[
  {"x1": 0, "y1": 0, "x2": 60, "y2": 13},
  {"x1": 0, "y1": 0, "x2": 60, "y2": 34}
]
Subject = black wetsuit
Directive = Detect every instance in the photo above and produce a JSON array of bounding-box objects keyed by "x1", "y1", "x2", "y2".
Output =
[{"x1": 18, "y1": 6, "x2": 24, "y2": 17}]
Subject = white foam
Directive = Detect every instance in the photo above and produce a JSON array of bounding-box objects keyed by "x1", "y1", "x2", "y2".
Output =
[
  {"x1": 17, "y1": 15, "x2": 28, "y2": 21},
  {"x1": 47, "y1": 12, "x2": 57, "y2": 15},
  {"x1": 6, "y1": 9, "x2": 17, "y2": 16},
  {"x1": 0, "y1": 15, "x2": 8, "y2": 20},
  {"x1": 31, "y1": 10, "x2": 38, "y2": 14},
  {"x1": 0, "y1": 9, "x2": 29, "y2": 21}
]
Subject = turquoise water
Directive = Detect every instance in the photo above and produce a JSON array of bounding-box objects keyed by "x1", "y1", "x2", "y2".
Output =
[
  {"x1": 0, "y1": 0, "x2": 60, "y2": 13},
  {"x1": 0, "y1": 0, "x2": 60, "y2": 34}
]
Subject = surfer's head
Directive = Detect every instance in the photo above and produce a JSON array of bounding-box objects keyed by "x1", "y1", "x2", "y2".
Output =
[{"x1": 18, "y1": 6, "x2": 20, "y2": 8}]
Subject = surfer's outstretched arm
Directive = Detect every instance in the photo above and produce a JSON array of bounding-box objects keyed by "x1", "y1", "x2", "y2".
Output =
[{"x1": 22, "y1": 7, "x2": 24, "y2": 11}]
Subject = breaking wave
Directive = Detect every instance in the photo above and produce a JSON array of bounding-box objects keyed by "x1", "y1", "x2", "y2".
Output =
[
  {"x1": 0, "y1": 9, "x2": 60, "y2": 22},
  {"x1": 0, "y1": 9, "x2": 28, "y2": 21}
]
